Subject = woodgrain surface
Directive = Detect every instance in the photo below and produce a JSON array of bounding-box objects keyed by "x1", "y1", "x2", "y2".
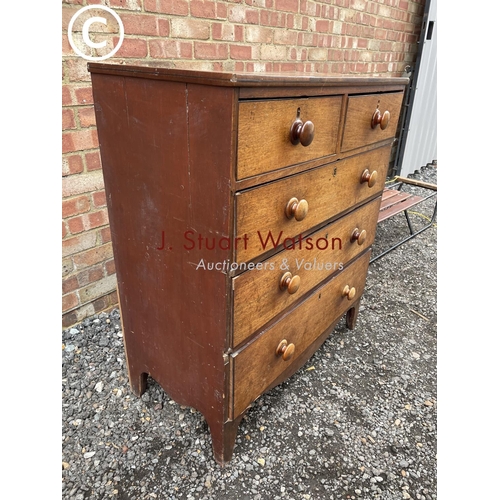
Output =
[
  {"x1": 232, "y1": 197, "x2": 380, "y2": 347},
  {"x1": 88, "y1": 63, "x2": 407, "y2": 465},
  {"x1": 235, "y1": 145, "x2": 391, "y2": 263},
  {"x1": 341, "y1": 92, "x2": 404, "y2": 151},
  {"x1": 91, "y1": 74, "x2": 237, "y2": 462},
  {"x1": 237, "y1": 96, "x2": 342, "y2": 179},
  {"x1": 232, "y1": 250, "x2": 371, "y2": 416}
]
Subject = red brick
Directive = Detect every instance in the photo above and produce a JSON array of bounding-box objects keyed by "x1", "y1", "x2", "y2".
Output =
[
  {"x1": 191, "y1": 0, "x2": 217, "y2": 18},
  {"x1": 62, "y1": 5, "x2": 78, "y2": 31},
  {"x1": 62, "y1": 310, "x2": 79, "y2": 329},
  {"x1": 101, "y1": 226, "x2": 112, "y2": 244},
  {"x1": 62, "y1": 34, "x2": 72, "y2": 57},
  {"x1": 62, "y1": 292, "x2": 79, "y2": 312},
  {"x1": 88, "y1": 210, "x2": 109, "y2": 229},
  {"x1": 105, "y1": 259, "x2": 116, "y2": 276},
  {"x1": 158, "y1": 19, "x2": 170, "y2": 36},
  {"x1": 85, "y1": 151, "x2": 102, "y2": 171},
  {"x1": 63, "y1": 221, "x2": 68, "y2": 239},
  {"x1": 316, "y1": 19, "x2": 331, "y2": 32},
  {"x1": 62, "y1": 275, "x2": 79, "y2": 294},
  {"x1": 92, "y1": 190, "x2": 107, "y2": 208},
  {"x1": 194, "y1": 42, "x2": 228, "y2": 59},
  {"x1": 157, "y1": 0, "x2": 189, "y2": 15},
  {"x1": 275, "y1": 0, "x2": 299, "y2": 12},
  {"x1": 62, "y1": 129, "x2": 99, "y2": 154},
  {"x1": 78, "y1": 107, "x2": 96, "y2": 128},
  {"x1": 235, "y1": 26, "x2": 244, "y2": 41},
  {"x1": 67, "y1": 215, "x2": 84, "y2": 234},
  {"x1": 216, "y1": 2, "x2": 228, "y2": 18},
  {"x1": 230, "y1": 44, "x2": 252, "y2": 59},
  {"x1": 63, "y1": 155, "x2": 84, "y2": 176},
  {"x1": 68, "y1": 209, "x2": 109, "y2": 234},
  {"x1": 246, "y1": 9, "x2": 259, "y2": 24},
  {"x1": 63, "y1": 195, "x2": 91, "y2": 218},
  {"x1": 74, "y1": 86, "x2": 93, "y2": 105},
  {"x1": 180, "y1": 42, "x2": 193, "y2": 58},
  {"x1": 144, "y1": 0, "x2": 157, "y2": 12},
  {"x1": 62, "y1": 109, "x2": 76, "y2": 130},
  {"x1": 121, "y1": 14, "x2": 158, "y2": 35},
  {"x1": 116, "y1": 38, "x2": 148, "y2": 58},
  {"x1": 62, "y1": 86, "x2": 72, "y2": 106}
]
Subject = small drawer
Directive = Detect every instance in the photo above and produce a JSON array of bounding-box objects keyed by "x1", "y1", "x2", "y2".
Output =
[
  {"x1": 232, "y1": 250, "x2": 371, "y2": 416},
  {"x1": 341, "y1": 92, "x2": 404, "y2": 152},
  {"x1": 235, "y1": 144, "x2": 391, "y2": 263},
  {"x1": 232, "y1": 197, "x2": 380, "y2": 347},
  {"x1": 237, "y1": 96, "x2": 342, "y2": 180}
]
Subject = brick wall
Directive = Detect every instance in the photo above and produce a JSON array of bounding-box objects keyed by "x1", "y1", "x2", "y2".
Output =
[{"x1": 62, "y1": 0, "x2": 425, "y2": 328}]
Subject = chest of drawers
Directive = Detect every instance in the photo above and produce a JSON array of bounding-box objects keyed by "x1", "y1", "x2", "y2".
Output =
[{"x1": 88, "y1": 64, "x2": 408, "y2": 465}]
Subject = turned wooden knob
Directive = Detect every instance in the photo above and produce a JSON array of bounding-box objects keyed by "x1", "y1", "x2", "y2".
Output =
[
  {"x1": 342, "y1": 285, "x2": 356, "y2": 300},
  {"x1": 350, "y1": 228, "x2": 367, "y2": 245},
  {"x1": 276, "y1": 339, "x2": 295, "y2": 361},
  {"x1": 371, "y1": 109, "x2": 390, "y2": 130},
  {"x1": 280, "y1": 272, "x2": 301, "y2": 294},
  {"x1": 360, "y1": 169, "x2": 378, "y2": 188},
  {"x1": 285, "y1": 197, "x2": 309, "y2": 221},
  {"x1": 290, "y1": 118, "x2": 315, "y2": 147}
]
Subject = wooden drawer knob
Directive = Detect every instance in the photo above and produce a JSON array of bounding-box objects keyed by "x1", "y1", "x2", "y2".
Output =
[
  {"x1": 276, "y1": 339, "x2": 295, "y2": 361},
  {"x1": 280, "y1": 272, "x2": 301, "y2": 294},
  {"x1": 290, "y1": 108, "x2": 315, "y2": 147},
  {"x1": 350, "y1": 228, "x2": 367, "y2": 245},
  {"x1": 285, "y1": 197, "x2": 309, "y2": 221},
  {"x1": 371, "y1": 109, "x2": 391, "y2": 130},
  {"x1": 342, "y1": 285, "x2": 356, "y2": 300},
  {"x1": 360, "y1": 169, "x2": 378, "y2": 188}
]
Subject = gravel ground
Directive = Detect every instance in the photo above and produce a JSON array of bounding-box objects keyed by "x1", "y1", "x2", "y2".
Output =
[{"x1": 62, "y1": 164, "x2": 437, "y2": 500}]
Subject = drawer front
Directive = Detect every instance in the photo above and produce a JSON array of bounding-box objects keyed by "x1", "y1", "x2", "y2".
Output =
[
  {"x1": 235, "y1": 144, "x2": 391, "y2": 263},
  {"x1": 237, "y1": 96, "x2": 342, "y2": 180},
  {"x1": 341, "y1": 92, "x2": 404, "y2": 152},
  {"x1": 232, "y1": 250, "x2": 371, "y2": 416},
  {"x1": 232, "y1": 197, "x2": 380, "y2": 347}
]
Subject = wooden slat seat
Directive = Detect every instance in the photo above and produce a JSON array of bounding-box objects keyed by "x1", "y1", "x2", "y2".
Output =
[
  {"x1": 378, "y1": 190, "x2": 423, "y2": 222},
  {"x1": 371, "y1": 175, "x2": 437, "y2": 263}
]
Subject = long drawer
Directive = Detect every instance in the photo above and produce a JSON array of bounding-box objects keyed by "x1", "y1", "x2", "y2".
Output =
[
  {"x1": 232, "y1": 249, "x2": 371, "y2": 416},
  {"x1": 232, "y1": 197, "x2": 380, "y2": 347},
  {"x1": 235, "y1": 144, "x2": 391, "y2": 263}
]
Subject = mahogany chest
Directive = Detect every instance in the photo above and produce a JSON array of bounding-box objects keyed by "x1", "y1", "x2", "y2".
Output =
[{"x1": 88, "y1": 63, "x2": 407, "y2": 465}]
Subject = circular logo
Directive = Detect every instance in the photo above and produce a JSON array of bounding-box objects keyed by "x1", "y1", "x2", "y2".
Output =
[{"x1": 67, "y1": 5, "x2": 124, "y2": 62}]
